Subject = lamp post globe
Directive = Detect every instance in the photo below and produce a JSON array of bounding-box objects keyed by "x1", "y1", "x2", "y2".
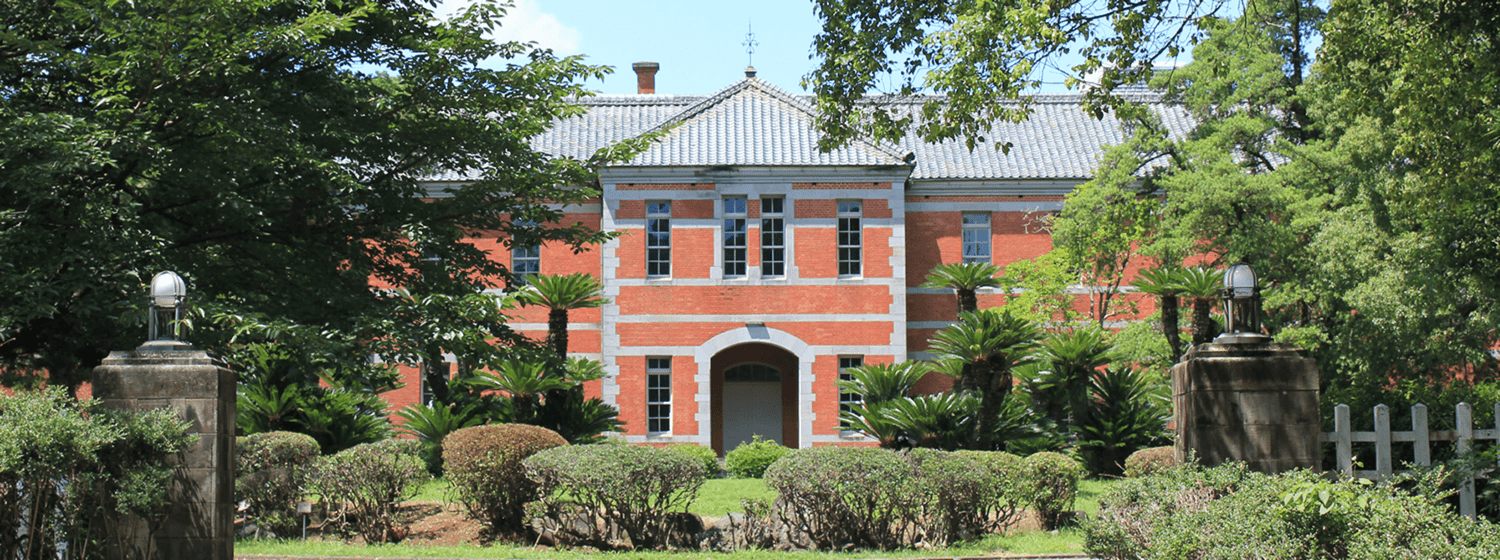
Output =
[
  {"x1": 1215, "y1": 261, "x2": 1270, "y2": 344},
  {"x1": 143, "y1": 271, "x2": 194, "y2": 350}
]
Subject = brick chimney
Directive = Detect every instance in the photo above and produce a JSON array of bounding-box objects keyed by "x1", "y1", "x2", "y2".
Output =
[{"x1": 632, "y1": 62, "x2": 659, "y2": 94}]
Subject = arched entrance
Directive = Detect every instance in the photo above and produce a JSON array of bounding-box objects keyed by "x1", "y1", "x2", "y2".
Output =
[{"x1": 711, "y1": 342, "x2": 798, "y2": 455}]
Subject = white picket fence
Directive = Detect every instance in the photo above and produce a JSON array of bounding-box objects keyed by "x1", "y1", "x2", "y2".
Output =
[{"x1": 1322, "y1": 402, "x2": 1500, "y2": 518}]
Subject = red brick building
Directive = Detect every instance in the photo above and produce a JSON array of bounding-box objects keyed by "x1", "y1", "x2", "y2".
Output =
[{"x1": 406, "y1": 67, "x2": 1189, "y2": 454}]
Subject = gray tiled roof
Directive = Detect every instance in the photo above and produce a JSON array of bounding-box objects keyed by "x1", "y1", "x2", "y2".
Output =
[{"x1": 435, "y1": 79, "x2": 1192, "y2": 182}]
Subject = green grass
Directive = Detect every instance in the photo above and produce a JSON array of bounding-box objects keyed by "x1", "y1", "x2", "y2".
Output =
[
  {"x1": 689, "y1": 478, "x2": 778, "y2": 517},
  {"x1": 410, "y1": 478, "x2": 452, "y2": 503}
]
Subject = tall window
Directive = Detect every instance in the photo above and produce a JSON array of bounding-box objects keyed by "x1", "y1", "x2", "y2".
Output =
[
  {"x1": 723, "y1": 197, "x2": 747, "y2": 277},
  {"x1": 838, "y1": 356, "x2": 864, "y2": 429},
  {"x1": 647, "y1": 357, "x2": 672, "y2": 434},
  {"x1": 646, "y1": 201, "x2": 671, "y2": 277},
  {"x1": 761, "y1": 197, "x2": 785, "y2": 277},
  {"x1": 962, "y1": 212, "x2": 992, "y2": 264},
  {"x1": 837, "y1": 200, "x2": 862, "y2": 276}
]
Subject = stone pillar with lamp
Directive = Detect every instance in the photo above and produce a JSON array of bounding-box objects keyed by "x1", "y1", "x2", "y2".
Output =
[
  {"x1": 1171, "y1": 262, "x2": 1322, "y2": 474},
  {"x1": 91, "y1": 271, "x2": 235, "y2": 560}
]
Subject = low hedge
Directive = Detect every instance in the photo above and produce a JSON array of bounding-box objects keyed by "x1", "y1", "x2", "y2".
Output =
[
  {"x1": 524, "y1": 444, "x2": 707, "y2": 548},
  {"x1": 1083, "y1": 462, "x2": 1500, "y2": 559},
  {"x1": 724, "y1": 436, "x2": 789, "y2": 478},
  {"x1": 667, "y1": 443, "x2": 721, "y2": 478},
  {"x1": 443, "y1": 424, "x2": 567, "y2": 536},
  {"x1": 236, "y1": 431, "x2": 321, "y2": 535},
  {"x1": 1123, "y1": 445, "x2": 1176, "y2": 478},
  {"x1": 309, "y1": 439, "x2": 428, "y2": 544},
  {"x1": 1025, "y1": 451, "x2": 1084, "y2": 530}
]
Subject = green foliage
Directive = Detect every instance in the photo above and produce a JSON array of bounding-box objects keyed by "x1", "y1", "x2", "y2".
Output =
[
  {"x1": 524, "y1": 444, "x2": 707, "y2": 548},
  {"x1": 667, "y1": 444, "x2": 722, "y2": 478},
  {"x1": 724, "y1": 436, "x2": 791, "y2": 478},
  {"x1": 443, "y1": 424, "x2": 567, "y2": 536},
  {"x1": 929, "y1": 308, "x2": 1042, "y2": 450},
  {"x1": 1084, "y1": 462, "x2": 1500, "y2": 559},
  {"x1": 309, "y1": 439, "x2": 429, "y2": 544},
  {"x1": 992, "y1": 251, "x2": 1085, "y2": 325},
  {"x1": 1076, "y1": 368, "x2": 1171, "y2": 476},
  {"x1": 236, "y1": 431, "x2": 322, "y2": 536},
  {"x1": 233, "y1": 342, "x2": 395, "y2": 455},
  {"x1": 910, "y1": 449, "x2": 1028, "y2": 543},
  {"x1": 1025, "y1": 452, "x2": 1084, "y2": 530},
  {"x1": 763, "y1": 446, "x2": 924, "y2": 549},
  {"x1": 1123, "y1": 446, "x2": 1177, "y2": 478},
  {"x1": 0, "y1": 388, "x2": 194, "y2": 560},
  {"x1": 921, "y1": 262, "x2": 1001, "y2": 314},
  {"x1": 1034, "y1": 327, "x2": 1115, "y2": 427},
  {"x1": 394, "y1": 402, "x2": 485, "y2": 476},
  {"x1": 0, "y1": 0, "x2": 634, "y2": 391}
]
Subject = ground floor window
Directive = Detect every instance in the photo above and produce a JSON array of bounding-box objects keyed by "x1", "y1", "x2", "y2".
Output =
[{"x1": 647, "y1": 357, "x2": 672, "y2": 434}]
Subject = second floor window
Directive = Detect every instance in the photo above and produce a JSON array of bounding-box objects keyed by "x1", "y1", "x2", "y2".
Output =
[
  {"x1": 512, "y1": 245, "x2": 539, "y2": 284},
  {"x1": 761, "y1": 197, "x2": 785, "y2": 277},
  {"x1": 962, "y1": 213, "x2": 991, "y2": 264},
  {"x1": 723, "y1": 197, "x2": 747, "y2": 277},
  {"x1": 647, "y1": 201, "x2": 671, "y2": 277},
  {"x1": 837, "y1": 200, "x2": 862, "y2": 276}
]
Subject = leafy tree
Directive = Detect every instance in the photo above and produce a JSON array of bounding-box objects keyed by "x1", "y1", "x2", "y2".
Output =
[
  {"x1": 806, "y1": 0, "x2": 1230, "y2": 151},
  {"x1": 1133, "y1": 267, "x2": 1187, "y2": 361},
  {"x1": 1034, "y1": 327, "x2": 1115, "y2": 427},
  {"x1": 921, "y1": 262, "x2": 1001, "y2": 315},
  {"x1": 1176, "y1": 267, "x2": 1224, "y2": 347},
  {"x1": 928, "y1": 309, "x2": 1042, "y2": 450},
  {"x1": 0, "y1": 0, "x2": 637, "y2": 391}
]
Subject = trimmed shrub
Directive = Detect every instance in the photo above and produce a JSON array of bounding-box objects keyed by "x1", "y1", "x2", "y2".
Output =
[
  {"x1": 1083, "y1": 462, "x2": 1500, "y2": 559},
  {"x1": 0, "y1": 388, "x2": 194, "y2": 560},
  {"x1": 236, "y1": 431, "x2": 321, "y2": 535},
  {"x1": 1123, "y1": 445, "x2": 1176, "y2": 478},
  {"x1": 911, "y1": 449, "x2": 1027, "y2": 544},
  {"x1": 443, "y1": 424, "x2": 567, "y2": 536},
  {"x1": 764, "y1": 446, "x2": 923, "y2": 549},
  {"x1": 724, "y1": 435, "x2": 789, "y2": 478},
  {"x1": 667, "y1": 443, "x2": 721, "y2": 478},
  {"x1": 524, "y1": 444, "x2": 707, "y2": 548},
  {"x1": 1026, "y1": 451, "x2": 1083, "y2": 530},
  {"x1": 309, "y1": 439, "x2": 429, "y2": 543}
]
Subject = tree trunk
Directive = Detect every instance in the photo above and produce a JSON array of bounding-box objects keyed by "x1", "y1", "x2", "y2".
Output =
[
  {"x1": 958, "y1": 288, "x2": 978, "y2": 314},
  {"x1": 421, "y1": 345, "x2": 450, "y2": 404},
  {"x1": 971, "y1": 358, "x2": 1012, "y2": 451},
  {"x1": 548, "y1": 308, "x2": 569, "y2": 360},
  {"x1": 1192, "y1": 298, "x2": 1215, "y2": 346},
  {"x1": 1161, "y1": 295, "x2": 1184, "y2": 361}
]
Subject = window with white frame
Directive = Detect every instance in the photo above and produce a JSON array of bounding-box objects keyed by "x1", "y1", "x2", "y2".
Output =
[
  {"x1": 838, "y1": 356, "x2": 863, "y2": 428},
  {"x1": 723, "y1": 197, "x2": 747, "y2": 277},
  {"x1": 761, "y1": 197, "x2": 785, "y2": 277},
  {"x1": 647, "y1": 357, "x2": 672, "y2": 434},
  {"x1": 962, "y1": 212, "x2": 992, "y2": 264},
  {"x1": 646, "y1": 201, "x2": 671, "y2": 277},
  {"x1": 837, "y1": 200, "x2": 862, "y2": 276},
  {"x1": 512, "y1": 245, "x2": 539, "y2": 283}
]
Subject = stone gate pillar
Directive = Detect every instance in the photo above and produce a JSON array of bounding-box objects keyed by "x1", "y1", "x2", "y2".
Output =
[
  {"x1": 91, "y1": 271, "x2": 234, "y2": 560},
  {"x1": 1172, "y1": 341, "x2": 1320, "y2": 474}
]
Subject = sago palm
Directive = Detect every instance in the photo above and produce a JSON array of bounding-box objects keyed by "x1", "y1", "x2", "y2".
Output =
[
  {"x1": 1176, "y1": 267, "x2": 1224, "y2": 347},
  {"x1": 518, "y1": 272, "x2": 608, "y2": 360},
  {"x1": 922, "y1": 262, "x2": 1002, "y2": 314},
  {"x1": 1133, "y1": 266, "x2": 1186, "y2": 361},
  {"x1": 1035, "y1": 326, "x2": 1115, "y2": 427},
  {"x1": 928, "y1": 308, "x2": 1042, "y2": 450}
]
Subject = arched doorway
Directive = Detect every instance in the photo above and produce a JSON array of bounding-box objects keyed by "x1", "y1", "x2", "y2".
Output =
[{"x1": 711, "y1": 342, "x2": 798, "y2": 455}]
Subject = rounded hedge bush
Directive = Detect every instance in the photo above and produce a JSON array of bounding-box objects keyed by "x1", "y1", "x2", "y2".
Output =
[
  {"x1": 764, "y1": 446, "x2": 920, "y2": 549},
  {"x1": 309, "y1": 438, "x2": 429, "y2": 543},
  {"x1": 443, "y1": 424, "x2": 567, "y2": 535},
  {"x1": 724, "y1": 436, "x2": 789, "y2": 478},
  {"x1": 236, "y1": 431, "x2": 321, "y2": 535},
  {"x1": 1123, "y1": 446, "x2": 1176, "y2": 478},
  {"x1": 524, "y1": 444, "x2": 707, "y2": 548},
  {"x1": 667, "y1": 443, "x2": 721, "y2": 478},
  {"x1": 1026, "y1": 451, "x2": 1084, "y2": 530}
]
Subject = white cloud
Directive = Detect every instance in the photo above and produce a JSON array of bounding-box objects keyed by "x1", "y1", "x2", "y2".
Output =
[{"x1": 437, "y1": 0, "x2": 582, "y2": 55}]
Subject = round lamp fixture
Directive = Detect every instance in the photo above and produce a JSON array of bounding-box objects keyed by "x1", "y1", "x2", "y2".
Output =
[{"x1": 1215, "y1": 261, "x2": 1270, "y2": 345}]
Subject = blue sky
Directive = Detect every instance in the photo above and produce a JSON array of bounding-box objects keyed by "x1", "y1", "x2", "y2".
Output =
[{"x1": 439, "y1": 0, "x2": 1100, "y2": 96}]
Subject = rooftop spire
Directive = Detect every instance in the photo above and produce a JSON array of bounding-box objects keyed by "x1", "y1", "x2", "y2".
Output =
[{"x1": 743, "y1": 22, "x2": 758, "y2": 78}]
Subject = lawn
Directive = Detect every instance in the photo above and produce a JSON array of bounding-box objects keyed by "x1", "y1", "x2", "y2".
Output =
[{"x1": 239, "y1": 476, "x2": 1115, "y2": 558}]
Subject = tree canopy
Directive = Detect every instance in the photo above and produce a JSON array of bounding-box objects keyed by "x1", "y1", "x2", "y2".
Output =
[
  {"x1": 811, "y1": 0, "x2": 1500, "y2": 390},
  {"x1": 0, "y1": 0, "x2": 635, "y2": 388}
]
